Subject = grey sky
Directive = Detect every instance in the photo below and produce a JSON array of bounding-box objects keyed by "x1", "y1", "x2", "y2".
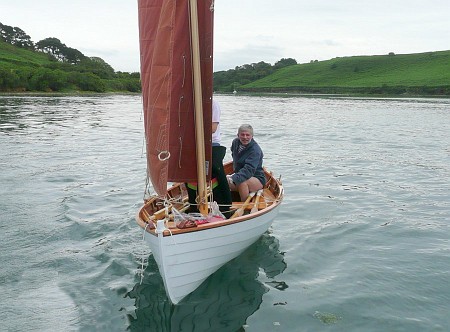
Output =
[{"x1": 1, "y1": 0, "x2": 449, "y2": 72}]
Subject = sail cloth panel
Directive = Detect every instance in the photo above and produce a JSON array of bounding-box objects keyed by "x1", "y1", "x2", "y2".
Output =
[{"x1": 138, "y1": 0, "x2": 214, "y2": 196}]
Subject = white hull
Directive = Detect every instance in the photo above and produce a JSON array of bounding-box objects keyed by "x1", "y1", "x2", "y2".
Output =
[
  {"x1": 142, "y1": 204, "x2": 281, "y2": 304},
  {"x1": 137, "y1": 2, "x2": 283, "y2": 306}
]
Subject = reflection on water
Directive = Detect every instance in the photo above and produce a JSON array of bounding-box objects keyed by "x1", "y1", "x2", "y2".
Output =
[
  {"x1": 127, "y1": 233, "x2": 287, "y2": 331},
  {"x1": 0, "y1": 96, "x2": 108, "y2": 133}
]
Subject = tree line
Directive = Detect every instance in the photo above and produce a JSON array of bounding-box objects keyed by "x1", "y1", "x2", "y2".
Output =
[
  {"x1": 213, "y1": 58, "x2": 297, "y2": 92},
  {"x1": 1, "y1": 22, "x2": 300, "y2": 94},
  {"x1": 0, "y1": 22, "x2": 140, "y2": 93}
]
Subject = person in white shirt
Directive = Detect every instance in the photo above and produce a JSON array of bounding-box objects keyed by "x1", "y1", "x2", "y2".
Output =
[
  {"x1": 187, "y1": 99, "x2": 232, "y2": 217},
  {"x1": 212, "y1": 99, "x2": 221, "y2": 146},
  {"x1": 211, "y1": 99, "x2": 231, "y2": 217}
]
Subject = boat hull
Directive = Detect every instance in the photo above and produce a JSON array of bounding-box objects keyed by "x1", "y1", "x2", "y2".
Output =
[
  {"x1": 141, "y1": 202, "x2": 281, "y2": 304},
  {"x1": 137, "y1": 162, "x2": 283, "y2": 304}
]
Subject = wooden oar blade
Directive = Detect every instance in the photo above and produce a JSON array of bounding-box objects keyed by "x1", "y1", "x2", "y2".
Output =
[
  {"x1": 250, "y1": 189, "x2": 263, "y2": 213},
  {"x1": 259, "y1": 194, "x2": 268, "y2": 209}
]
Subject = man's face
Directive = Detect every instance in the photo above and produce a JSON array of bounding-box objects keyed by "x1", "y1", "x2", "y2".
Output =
[{"x1": 238, "y1": 130, "x2": 252, "y2": 146}]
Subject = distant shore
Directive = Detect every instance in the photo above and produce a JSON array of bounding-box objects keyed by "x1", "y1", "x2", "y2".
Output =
[{"x1": 2, "y1": 91, "x2": 448, "y2": 99}]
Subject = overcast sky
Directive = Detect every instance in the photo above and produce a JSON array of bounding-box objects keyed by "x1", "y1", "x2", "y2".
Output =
[{"x1": 1, "y1": 0, "x2": 449, "y2": 72}]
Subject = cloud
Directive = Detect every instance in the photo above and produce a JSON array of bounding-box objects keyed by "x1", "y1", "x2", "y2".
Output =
[{"x1": 1, "y1": 0, "x2": 449, "y2": 72}]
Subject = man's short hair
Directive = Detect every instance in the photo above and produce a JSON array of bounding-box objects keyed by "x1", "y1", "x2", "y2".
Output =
[{"x1": 238, "y1": 124, "x2": 253, "y2": 135}]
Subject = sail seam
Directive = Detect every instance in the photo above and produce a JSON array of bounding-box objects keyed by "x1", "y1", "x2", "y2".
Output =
[
  {"x1": 178, "y1": 137, "x2": 183, "y2": 168},
  {"x1": 182, "y1": 54, "x2": 186, "y2": 87}
]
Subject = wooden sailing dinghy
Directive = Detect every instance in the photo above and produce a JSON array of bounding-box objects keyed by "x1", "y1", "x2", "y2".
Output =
[{"x1": 136, "y1": 0, "x2": 283, "y2": 304}]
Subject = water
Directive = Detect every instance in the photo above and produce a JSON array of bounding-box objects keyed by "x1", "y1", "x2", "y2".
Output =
[{"x1": 1, "y1": 94, "x2": 449, "y2": 331}]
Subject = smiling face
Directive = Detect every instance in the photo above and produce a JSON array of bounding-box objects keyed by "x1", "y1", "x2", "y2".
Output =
[{"x1": 238, "y1": 130, "x2": 253, "y2": 146}]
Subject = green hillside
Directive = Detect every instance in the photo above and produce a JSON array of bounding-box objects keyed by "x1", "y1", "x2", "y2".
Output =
[
  {"x1": 0, "y1": 40, "x2": 53, "y2": 67},
  {"x1": 3, "y1": 32, "x2": 449, "y2": 96},
  {"x1": 241, "y1": 51, "x2": 450, "y2": 95},
  {"x1": 0, "y1": 40, "x2": 140, "y2": 93}
]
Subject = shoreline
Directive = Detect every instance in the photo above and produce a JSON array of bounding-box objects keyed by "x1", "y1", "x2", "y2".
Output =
[
  {"x1": 215, "y1": 91, "x2": 450, "y2": 99},
  {"x1": 1, "y1": 91, "x2": 448, "y2": 99}
]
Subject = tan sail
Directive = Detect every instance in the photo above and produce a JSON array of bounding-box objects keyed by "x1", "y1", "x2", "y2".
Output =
[{"x1": 138, "y1": 0, "x2": 213, "y2": 196}]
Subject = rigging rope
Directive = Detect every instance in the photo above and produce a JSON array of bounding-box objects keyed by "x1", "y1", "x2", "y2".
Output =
[{"x1": 138, "y1": 223, "x2": 152, "y2": 285}]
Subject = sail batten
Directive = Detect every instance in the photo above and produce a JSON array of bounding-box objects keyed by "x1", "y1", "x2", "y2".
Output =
[{"x1": 138, "y1": 0, "x2": 213, "y2": 196}]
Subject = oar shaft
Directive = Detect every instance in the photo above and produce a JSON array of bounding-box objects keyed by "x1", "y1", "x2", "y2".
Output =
[{"x1": 230, "y1": 192, "x2": 255, "y2": 218}]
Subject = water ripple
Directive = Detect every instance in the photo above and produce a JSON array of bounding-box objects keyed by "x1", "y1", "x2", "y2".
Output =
[{"x1": 1, "y1": 95, "x2": 450, "y2": 331}]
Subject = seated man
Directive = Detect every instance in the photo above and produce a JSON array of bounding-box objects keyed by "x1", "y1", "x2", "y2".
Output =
[{"x1": 227, "y1": 124, "x2": 266, "y2": 201}]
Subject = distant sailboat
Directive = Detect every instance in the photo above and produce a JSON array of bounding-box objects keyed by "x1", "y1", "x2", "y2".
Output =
[{"x1": 136, "y1": 0, "x2": 284, "y2": 304}]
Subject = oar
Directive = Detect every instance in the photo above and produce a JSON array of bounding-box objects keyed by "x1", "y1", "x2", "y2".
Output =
[
  {"x1": 258, "y1": 194, "x2": 267, "y2": 210},
  {"x1": 250, "y1": 189, "x2": 263, "y2": 213},
  {"x1": 230, "y1": 192, "x2": 256, "y2": 219}
]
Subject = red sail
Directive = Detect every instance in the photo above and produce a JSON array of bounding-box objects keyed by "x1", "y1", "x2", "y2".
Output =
[{"x1": 138, "y1": 0, "x2": 213, "y2": 196}]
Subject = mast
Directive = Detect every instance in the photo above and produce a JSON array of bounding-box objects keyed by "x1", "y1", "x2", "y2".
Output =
[{"x1": 189, "y1": 0, "x2": 208, "y2": 215}]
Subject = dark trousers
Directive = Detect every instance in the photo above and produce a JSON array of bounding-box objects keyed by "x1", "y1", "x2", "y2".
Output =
[{"x1": 187, "y1": 146, "x2": 232, "y2": 218}]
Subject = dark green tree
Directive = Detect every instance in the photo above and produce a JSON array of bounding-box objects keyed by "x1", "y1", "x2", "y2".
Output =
[
  {"x1": 35, "y1": 37, "x2": 67, "y2": 61},
  {"x1": 78, "y1": 56, "x2": 115, "y2": 79},
  {"x1": 35, "y1": 37, "x2": 86, "y2": 64},
  {"x1": 0, "y1": 23, "x2": 34, "y2": 49},
  {"x1": 0, "y1": 68, "x2": 20, "y2": 91},
  {"x1": 63, "y1": 47, "x2": 86, "y2": 64},
  {"x1": 274, "y1": 58, "x2": 297, "y2": 69},
  {"x1": 214, "y1": 59, "x2": 281, "y2": 92},
  {"x1": 68, "y1": 72, "x2": 106, "y2": 92}
]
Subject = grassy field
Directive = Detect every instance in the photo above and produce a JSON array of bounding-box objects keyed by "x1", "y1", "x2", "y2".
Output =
[
  {"x1": 242, "y1": 51, "x2": 450, "y2": 95},
  {"x1": 2, "y1": 40, "x2": 449, "y2": 95},
  {"x1": 0, "y1": 41, "x2": 53, "y2": 68}
]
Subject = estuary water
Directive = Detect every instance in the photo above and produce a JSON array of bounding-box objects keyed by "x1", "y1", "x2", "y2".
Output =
[{"x1": 1, "y1": 94, "x2": 449, "y2": 331}]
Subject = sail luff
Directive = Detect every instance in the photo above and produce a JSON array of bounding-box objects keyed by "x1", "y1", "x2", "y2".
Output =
[
  {"x1": 189, "y1": 0, "x2": 208, "y2": 215},
  {"x1": 138, "y1": 0, "x2": 213, "y2": 197}
]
